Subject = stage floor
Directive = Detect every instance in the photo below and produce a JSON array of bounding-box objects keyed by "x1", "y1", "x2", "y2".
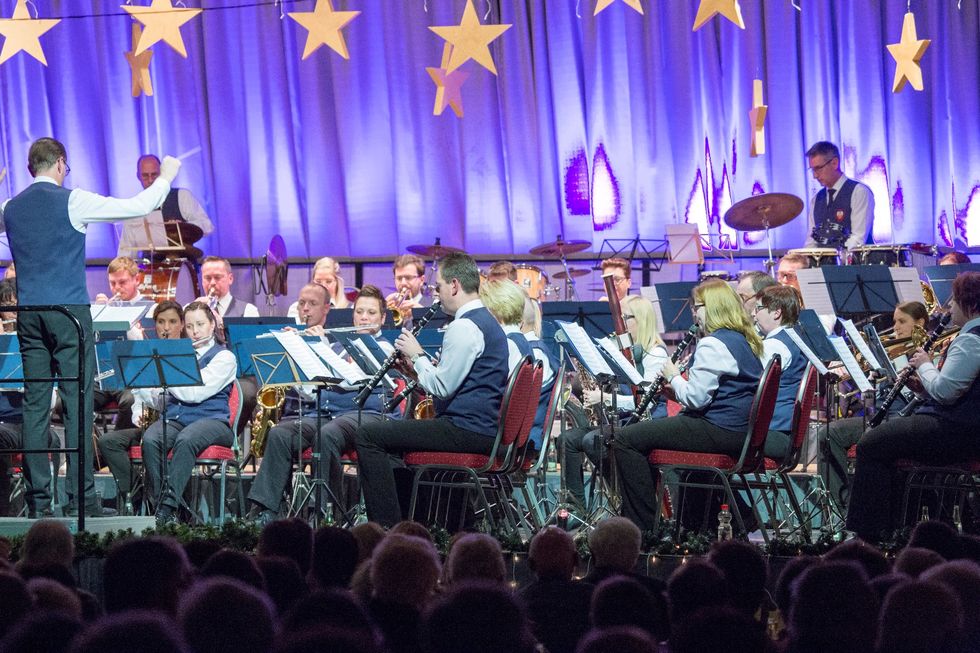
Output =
[{"x1": 0, "y1": 516, "x2": 156, "y2": 537}]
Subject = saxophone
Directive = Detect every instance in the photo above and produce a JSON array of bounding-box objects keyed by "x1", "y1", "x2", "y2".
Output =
[{"x1": 249, "y1": 385, "x2": 286, "y2": 458}]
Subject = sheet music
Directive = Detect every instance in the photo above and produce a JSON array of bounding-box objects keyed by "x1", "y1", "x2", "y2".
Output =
[
  {"x1": 828, "y1": 335, "x2": 872, "y2": 392},
  {"x1": 639, "y1": 286, "x2": 667, "y2": 335},
  {"x1": 783, "y1": 328, "x2": 830, "y2": 376},
  {"x1": 595, "y1": 337, "x2": 646, "y2": 386},
  {"x1": 351, "y1": 339, "x2": 398, "y2": 390},
  {"x1": 90, "y1": 305, "x2": 149, "y2": 330},
  {"x1": 273, "y1": 331, "x2": 332, "y2": 381},
  {"x1": 558, "y1": 321, "x2": 615, "y2": 377},
  {"x1": 796, "y1": 268, "x2": 836, "y2": 317},
  {"x1": 839, "y1": 319, "x2": 878, "y2": 371},
  {"x1": 309, "y1": 341, "x2": 369, "y2": 384},
  {"x1": 890, "y1": 267, "x2": 926, "y2": 305}
]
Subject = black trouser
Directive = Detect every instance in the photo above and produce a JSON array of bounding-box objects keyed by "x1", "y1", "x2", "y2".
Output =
[
  {"x1": 846, "y1": 414, "x2": 980, "y2": 540},
  {"x1": 142, "y1": 418, "x2": 233, "y2": 510},
  {"x1": 98, "y1": 428, "x2": 141, "y2": 494},
  {"x1": 248, "y1": 413, "x2": 383, "y2": 513},
  {"x1": 17, "y1": 306, "x2": 95, "y2": 513},
  {"x1": 355, "y1": 417, "x2": 495, "y2": 527},
  {"x1": 94, "y1": 389, "x2": 135, "y2": 431},
  {"x1": 822, "y1": 416, "x2": 863, "y2": 509},
  {"x1": 558, "y1": 426, "x2": 604, "y2": 506}
]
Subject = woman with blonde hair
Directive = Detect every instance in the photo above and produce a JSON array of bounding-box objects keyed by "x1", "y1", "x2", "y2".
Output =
[
  {"x1": 613, "y1": 279, "x2": 765, "y2": 532},
  {"x1": 287, "y1": 257, "x2": 349, "y2": 319}
]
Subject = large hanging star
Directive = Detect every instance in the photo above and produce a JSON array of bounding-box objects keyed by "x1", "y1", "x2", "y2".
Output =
[
  {"x1": 429, "y1": 0, "x2": 512, "y2": 75},
  {"x1": 288, "y1": 0, "x2": 361, "y2": 60},
  {"x1": 0, "y1": 0, "x2": 60, "y2": 66},
  {"x1": 748, "y1": 79, "x2": 767, "y2": 157},
  {"x1": 122, "y1": 0, "x2": 202, "y2": 58},
  {"x1": 887, "y1": 12, "x2": 931, "y2": 93},
  {"x1": 426, "y1": 44, "x2": 469, "y2": 118},
  {"x1": 594, "y1": 0, "x2": 644, "y2": 15},
  {"x1": 125, "y1": 23, "x2": 154, "y2": 97},
  {"x1": 692, "y1": 0, "x2": 745, "y2": 31}
]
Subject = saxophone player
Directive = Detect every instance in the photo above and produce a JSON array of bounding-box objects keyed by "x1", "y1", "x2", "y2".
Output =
[
  {"x1": 247, "y1": 284, "x2": 399, "y2": 526},
  {"x1": 846, "y1": 272, "x2": 980, "y2": 541}
]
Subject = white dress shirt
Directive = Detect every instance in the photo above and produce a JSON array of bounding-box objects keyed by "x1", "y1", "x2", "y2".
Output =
[
  {"x1": 502, "y1": 324, "x2": 527, "y2": 370},
  {"x1": 133, "y1": 337, "x2": 237, "y2": 409},
  {"x1": 524, "y1": 332, "x2": 555, "y2": 386},
  {"x1": 412, "y1": 299, "x2": 494, "y2": 399},
  {"x1": 804, "y1": 174, "x2": 874, "y2": 249},
  {"x1": 670, "y1": 334, "x2": 763, "y2": 410},
  {"x1": 607, "y1": 344, "x2": 669, "y2": 411},
  {"x1": 117, "y1": 188, "x2": 213, "y2": 256},
  {"x1": 761, "y1": 326, "x2": 794, "y2": 369},
  {"x1": 917, "y1": 317, "x2": 980, "y2": 405}
]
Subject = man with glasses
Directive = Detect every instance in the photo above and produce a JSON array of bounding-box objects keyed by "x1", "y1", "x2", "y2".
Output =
[
  {"x1": 0, "y1": 137, "x2": 181, "y2": 518},
  {"x1": 600, "y1": 257, "x2": 632, "y2": 301},
  {"x1": 803, "y1": 141, "x2": 874, "y2": 250},
  {"x1": 736, "y1": 271, "x2": 778, "y2": 315},
  {"x1": 388, "y1": 254, "x2": 431, "y2": 308}
]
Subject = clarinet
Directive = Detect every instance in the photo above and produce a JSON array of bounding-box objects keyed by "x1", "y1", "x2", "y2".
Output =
[
  {"x1": 867, "y1": 312, "x2": 952, "y2": 428},
  {"x1": 354, "y1": 301, "x2": 441, "y2": 408},
  {"x1": 627, "y1": 325, "x2": 699, "y2": 423}
]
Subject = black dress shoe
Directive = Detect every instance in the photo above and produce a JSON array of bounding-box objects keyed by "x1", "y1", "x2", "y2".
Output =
[
  {"x1": 155, "y1": 507, "x2": 177, "y2": 527},
  {"x1": 28, "y1": 508, "x2": 55, "y2": 519},
  {"x1": 66, "y1": 505, "x2": 118, "y2": 518}
]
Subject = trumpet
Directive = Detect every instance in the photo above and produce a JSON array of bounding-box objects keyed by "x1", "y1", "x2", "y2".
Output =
[{"x1": 387, "y1": 289, "x2": 414, "y2": 327}]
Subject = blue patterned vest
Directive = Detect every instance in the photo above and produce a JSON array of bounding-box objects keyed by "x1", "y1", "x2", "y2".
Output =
[
  {"x1": 685, "y1": 329, "x2": 763, "y2": 432},
  {"x1": 916, "y1": 323, "x2": 980, "y2": 426},
  {"x1": 811, "y1": 179, "x2": 859, "y2": 249},
  {"x1": 770, "y1": 329, "x2": 808, "y2": 432},
  {"x1": 167, "y1": 344, "x2": 233, "y2": 424}
]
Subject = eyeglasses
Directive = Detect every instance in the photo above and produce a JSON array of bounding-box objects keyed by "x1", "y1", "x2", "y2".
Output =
[
  {"x1": 753, "y1": 304, "x2": 766, "y2": 314},
  {"x1": 738, "y1": 292, "x2": 756, "y2": 304},
  {"x1": 692, "y1": 303, "x2": 705, "y2": 310},
  {"x1": 61, "y1": 158, "x2": 70, "y2": 175},
  {"x1": 808, "y1": 157, "x2": 836, "y2": 174},
  {"x1": 394, "y1": 274, "x2": 420, "y2": 283},
  {"x1": 621, "y1": 314, "x2": 636, "y2": 322},
  {"x1": 611, "y1": 276, "x2": 629, "y2": 284}
]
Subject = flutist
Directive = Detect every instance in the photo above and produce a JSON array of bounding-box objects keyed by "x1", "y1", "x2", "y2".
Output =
[{"x1": 846, "y1": 272, "x2": 980, "y2": 541}]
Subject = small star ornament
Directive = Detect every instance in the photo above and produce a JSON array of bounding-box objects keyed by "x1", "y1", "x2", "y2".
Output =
[
  {"x1": 122, "y1": 0, "x2": 202, "y2": 58},
  {"x1": 594, "y1": 0, "x2": 643, "y2": 16},
  {"x1": 125, "y1": 24, "x2": 154, "y2": 97},
  {"x1": 426, "y1": 44, "x2": 469, "y2": 118},
  {"x1": 692, "y1": 0, "x2": 745, "y2": 31},
  {"x1": 748, "y1": 79, "x2": 767, "y2": 157},
  {"x1": 288, "y1": 0, "x2": 361, "y2": 60},
  {"x1": 0, "y1": 0, "x2": 60, "y2": 66},
  {"x1": 887, "y1": 12, "x2": 931, "y2": 92},
  {"x1": 429, "y1": 0, "x2": 512, "y2": 75}
]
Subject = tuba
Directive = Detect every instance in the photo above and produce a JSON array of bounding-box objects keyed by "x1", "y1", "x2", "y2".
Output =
[{"x1": 249, "y1": 385, "x2": 286, "y2": 458}]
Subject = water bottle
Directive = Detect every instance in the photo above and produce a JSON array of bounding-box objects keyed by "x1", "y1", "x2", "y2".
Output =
[
  {"x1": 920, "y1": 505, "x2": 930, "y2": 523},
  {"x1": 953, "y1": 505, "x2": 963, "y2": 534},
  {"x1": 717, "y1": 504, "x2": 733, "y2": 541},
  {"x1": 324, "y1": 501, "x2": 335, "y2": 526}
]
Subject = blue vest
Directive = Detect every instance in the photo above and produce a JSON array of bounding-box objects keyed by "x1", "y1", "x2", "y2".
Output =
[
  {"x1": 434, "y1": 307, "x2": 508, "y2": 436},
  {"x1": 770, "y1": 329, "x2": 808, "y2": 432},
  {"x1": 0, "y1": 391, "x2": 23, "y2": 423},
  {"x1": 507, "y1": 332, "x2": 533, "y2": 358},
  {"x1": 916, "y1": 324, "x2": 980, "y2": 426},
  {"x1": 4, "y1": 182, "x2": 89, "y2": 305},
  {"x1": 527, "y1": 339, "x2": 560, "y2": 449},
  {"x1": 811, "y1": 179, "x2": 860, "y2": 249},
  {"x1": 685, "y1": 329, "x2": 763, "y2": 432},
  {"x1": 224, "y1": 297, "x2": 249, "y2": 318},
  {"x1": 167, "y1": 344, "x2": 232, "y2": 424}
]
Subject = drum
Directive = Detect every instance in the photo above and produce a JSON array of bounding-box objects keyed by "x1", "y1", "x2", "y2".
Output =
[
  {"x1": 515, "y1": 264, "x2": 548, "y2": 299},
  {"x1": 699, "y1": 270, "x2": 734, "y2": 282},
  {"x1": 539, "y1": 284, "x2": 561, "y2": 301},
  {"x1": 846, "y1": 245, "x2": 913, "y2": 267},
  {"x1": 139, "y1": 259, "x2": 201, "y2": 304},
  {"x1": 786, "y1": 248, "x2": 840, "y2": 268}
]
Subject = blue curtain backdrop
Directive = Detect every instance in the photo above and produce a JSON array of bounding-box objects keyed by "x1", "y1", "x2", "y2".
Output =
[{"x1": 0, "y1": 0, "x2": 976, "y2": 260}]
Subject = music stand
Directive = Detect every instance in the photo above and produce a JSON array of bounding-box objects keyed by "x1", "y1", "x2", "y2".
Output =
[
  {"x1": 925, "y1": 264, "x2": 980, "y2": 307},
  {"x1": 597, "y1": 236, "x2": 670, "y2": 273},
  {"x1": 112, "y1": 339, "x2": 202, "y2": 518},
  {"x1": 0, "y1": 334, "x2": 22, "y2": 390},
  {"x1": 541, "y1": 302, "x2": 614, "y2": 339},
  {"x1": 641, "y1": 282, "x2": 698, "y2": 334},
  {"x1": 821, "y1": 266, "x2": 899, "y2": 319}
]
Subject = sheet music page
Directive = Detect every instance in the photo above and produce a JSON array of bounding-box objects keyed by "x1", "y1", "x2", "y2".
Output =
[
  {"x1": 640, "y1": 286, "x2": 667, "y2": 335},
  {"x1": 796, "y1": 268, "x2": 836, "y2": 316},
  {"x1": 559, "y1": 322, "x2": 615, "y2": 377},
  {"x1": 839, "y1": 319, "x2": 878, "y2": 370},
  {"x1": 91, "y1": 305, "x2": 150, "y2": 330},
  {"x1": 890, "y1": 267, "x2": 926, "y2": 304},
  {"x1": 352, "y1": 339, "x2": 397, "y2": 390},
  {"x1": 309, "y1": 341, "x2": 369, "y2": 384},
  {"x1": 784, "y1": 328, "x2": 830, "y2": 376},
  {"x1": 595, "y1": 337, "x2": 646, "y2": 386},
  {"x1": 273, "y1": 331, "x2": 332, "y2": 381},
  {"x1": 828, "y1": 335, "x2": 872, "y2": 392}
]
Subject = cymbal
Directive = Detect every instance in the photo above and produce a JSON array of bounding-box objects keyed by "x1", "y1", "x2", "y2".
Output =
[
  {"x1": 553, "y1": 268, "x2": 589, "y2": 280},
  {"x1": 406, "y1": 240, "x2": 465, "y2": 258},
  {"x1": 265, "y1": 235, "x2": 288, "y2": 297},
  {"x1": 723, "y1": 193, "x2": 803, "y2": 231},
  {"x1": 529, "y1": 237, "x2": 591, "y2": 257},
  {"x1": 163, "y1": 221, "x2": 204, "y2": 245}
]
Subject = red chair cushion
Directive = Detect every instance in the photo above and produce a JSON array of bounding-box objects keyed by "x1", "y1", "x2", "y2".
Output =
[
  {"x1": 847, "y1": 445, "x2": 857, "y2": 459},
  {"x1": 129, "y1": 446, "x2": 142, "y2": 460},
  {"x1": 763, "y1": 458, "x2": 778, "y2": 470},
  {"x1": 647, "y1": 449, "x2": 737, "y2": 470},
  {"x1": 301, "y1": 448, "x2": 357, "y2": 462},
  {"x1": 196, "y1": 446, "x2": 235, "y2": 461},
  {"x1": 403, "y1": 451, "x2": 502, "y2": 471}
]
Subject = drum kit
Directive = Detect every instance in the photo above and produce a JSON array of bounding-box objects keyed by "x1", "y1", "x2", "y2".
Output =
[{"x1": 135, "y1": 221, "x2": 204, "y2": 304}]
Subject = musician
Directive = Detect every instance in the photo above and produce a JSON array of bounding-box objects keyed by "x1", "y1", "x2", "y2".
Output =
[
  {"x1": 0, "y1": 278, "x2": 15, "y2": 332},
  {"x1": 613, "y1": 279, "x2": 765, "y2": 531},
  {"x1": 97, "y1": 301, "x2": 185, "y2": 511},
  {"x1": 736, "y1": 271, "x2": 778, "y2": 314},
  {"x1": 939, "y1": 251, "x2": 971, "y2": 266},
  {"x1": 117, "y1": 154, "x2": 213, "y2": 257},
  {"x1": 487, "y1": 261, "x2": 518, "y2": 283},
  {"x1": 521, "y1": 294, "x2": 543, "y2": 339},
  {"x1": 354, "y1": 252, "x2": 508, "y2": 527},
  {"x1": 94, "y1": 256, "x2": 146, "y2": 306},
  {"x1": 847, "y1": 273, "x2": 980, "y2": 540},
  {"x1": 776, "y1": 254, "x2": 810, "y2": 293},
  {"x1": 141, "y1": 301, "x2": 237, "y2": 525},
  {"x1": 387, "y1": 254, "x2": 430, "y2": 308},
  {"x1": 562, "y1": 295, "x2": 670, "y2": 508},
  {"x1": 286, "y1": 256, "x2": 349, "y2": 320},
  {"x1": 599, "y1": 258, "x2": 632, "y2": 301},
  {"x1": 200, "y1": 256, "x2": 259, "y2": 318},
  {"x1": 0, "y1": 137, "x2": 180, "y2": 518},
  {"x1": 802, "y1": 142, "x2": 874, "y2": 250},
  {"x1": 247, "y1": 285, "x2": 398, "y2": 525},
  {"x1": 822, "y1": 300, "x2": 928, "y2": 508}
]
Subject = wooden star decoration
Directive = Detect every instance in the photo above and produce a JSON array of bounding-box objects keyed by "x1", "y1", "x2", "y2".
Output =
[
  {"x1": 594, "y1": 0, "x2": 644, "y2": 16},
  {"x1": 122, "y1": 0, "x2": 202, "y2": 58},
  {"x1": 692, "y1": 0, "x2": 745, "y2": 31},
  {"x1": 426, "y1": 44, "x2": 469, "y2": 118},
  {"x1": 0, "y1": 0, "x2": 60, "y2": 66},
  {"x1": 125, "y1": 23, "x2": 154, "y2": 97},
  {"x1": 887, "y1": 12, "x2": 931, "y2": 93},
  {"x1": 429, "y1": 0, "x2": 512, "y2": 76},
  {"x1": 748, "y1": 79, "x2": 767, "y2": 157},
  {"x1": 288, "y1": 0, "x2": 361, "y2": 60}
]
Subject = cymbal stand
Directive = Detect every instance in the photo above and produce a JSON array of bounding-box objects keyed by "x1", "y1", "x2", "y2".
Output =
[
  {"x1": 761, "y1": 214, "x2": 777, "y2": 276},
  {"x1": 558, "y1": 250, "x2": 579, "y2": 301},
  {"x1": 581, "y1": 376, "x2": 622, "y2": 525}
]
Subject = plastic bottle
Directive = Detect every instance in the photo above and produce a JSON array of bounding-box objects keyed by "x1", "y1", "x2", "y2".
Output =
[
  {"x1": 919, "y1": 505, "x2": 929, "y2": 523},
  {"x1": 717, "y1": 504, "x2": 734, "y2": 541}
]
